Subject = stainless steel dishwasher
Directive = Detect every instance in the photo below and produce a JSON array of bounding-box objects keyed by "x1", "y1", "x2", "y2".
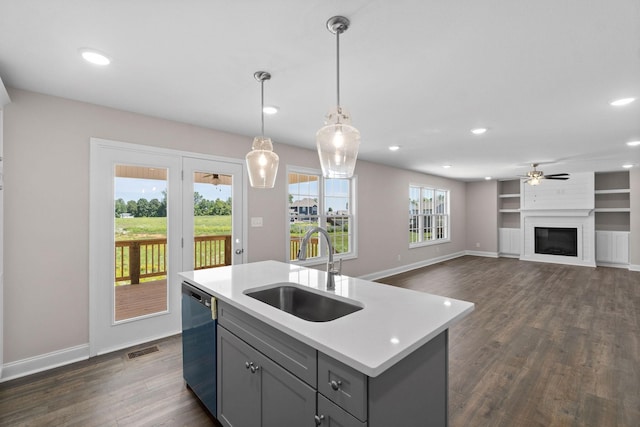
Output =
[{"x1": 181, "y1": 281, "x2": 217, "y2": 416}]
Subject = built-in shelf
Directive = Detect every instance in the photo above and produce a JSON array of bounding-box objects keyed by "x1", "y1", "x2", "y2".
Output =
[
  {"x1": 594, "y1": 208, "x2": 630, "y2": 213},
  {"x1": 498, "y1": 179, "x2": 522, "y2": 230},
  {"x1": 594, "y1": 172, "x2": 631, "y2": 232},
  {"x1": 594, "y1": 189, "x2": 630, "y2": 195}
]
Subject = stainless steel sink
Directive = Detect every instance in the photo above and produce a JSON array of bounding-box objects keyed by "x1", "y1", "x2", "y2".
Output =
[{"x1": 245, "y1": 283, "x2": 363, "y2": 322}]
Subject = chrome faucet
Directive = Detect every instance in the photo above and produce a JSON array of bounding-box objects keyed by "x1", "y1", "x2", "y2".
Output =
[{"x1": 297, "y1": 226, "x2": 341, "y2": 290}]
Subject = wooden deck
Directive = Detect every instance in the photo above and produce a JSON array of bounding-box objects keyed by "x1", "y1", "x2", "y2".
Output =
[{"x1": 115, "y1": 280, "x2": 167, "y2": 321}]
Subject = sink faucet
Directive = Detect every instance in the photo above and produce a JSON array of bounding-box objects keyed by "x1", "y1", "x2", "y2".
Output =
[{"x1": 297, "y1": 226, "x2": 341, "y2": 290}]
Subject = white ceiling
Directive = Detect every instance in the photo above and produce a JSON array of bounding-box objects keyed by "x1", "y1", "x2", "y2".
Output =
[{"x1": 1, "y1": 0, "x2": 639, "y2": 181}]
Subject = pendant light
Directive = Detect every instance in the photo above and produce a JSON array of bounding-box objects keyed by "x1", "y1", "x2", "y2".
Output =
[
  {"x1": 246, "y1": 71, "x2": 279, "y2": 188},
  {"x1": 316, "y1": 16, "x2": 361, "y2": 178}
]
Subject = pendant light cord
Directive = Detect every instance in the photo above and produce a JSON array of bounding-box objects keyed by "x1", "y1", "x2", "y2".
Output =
[
  {"x1": 336, "y1": 30, "x2": 341, "y2": 108},
  {"x1": 260, "y1": 79, "x2": 265, "y2": 137}
]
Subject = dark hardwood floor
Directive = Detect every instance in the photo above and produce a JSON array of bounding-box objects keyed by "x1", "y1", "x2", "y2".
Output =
[
  {"x1": 380, "y1": 256, "x2": 640, "y2": 427},
  {"x1": 1, "y1": 256, "x2": 638, "y2": 426}
]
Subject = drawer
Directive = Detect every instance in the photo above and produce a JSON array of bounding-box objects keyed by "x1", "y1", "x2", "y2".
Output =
[
  {"x1": 318, "y1": 352, "x2": 367, "y2": 422},
  {"x1": 318, "y1": 394, "x2": 367, "y2": 427},
  {"x1": 218, "y1": 301, "x2": 317, "y2": 387}
]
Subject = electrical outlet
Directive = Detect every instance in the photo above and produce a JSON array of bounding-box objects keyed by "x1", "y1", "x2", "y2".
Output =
[
  {"x1": 250, "y1": 217, "x2": 263, "y2": 227},
  {"x1": 476, "y1": 242, "x2": 480, "y2": 248}
]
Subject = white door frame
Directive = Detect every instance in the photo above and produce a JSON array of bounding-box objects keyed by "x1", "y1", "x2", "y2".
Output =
[{"x1": 89, "y1": 138, "x2": 247, "y2": 356}]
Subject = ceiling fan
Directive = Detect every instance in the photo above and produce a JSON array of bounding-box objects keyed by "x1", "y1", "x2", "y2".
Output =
[{"x1": 520, "y1": 163, "x2": 570, "y2": 186}]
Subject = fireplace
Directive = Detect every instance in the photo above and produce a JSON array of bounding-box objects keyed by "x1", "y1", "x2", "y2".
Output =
[{"x1": 534, "y1": 227, "x2": 578, "y2": 257}]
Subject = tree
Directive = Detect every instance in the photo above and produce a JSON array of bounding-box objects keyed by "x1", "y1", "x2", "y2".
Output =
[
  {"x1": 126, "y1": 200, "x2": 138, "y2": 217},
  {"x1": 136, "y1": 198, "x2": 151, "y2": 217},
  {"x1": 149, "y1": 198, "x2": 162, "y2": 217},
  {"x1": 115, "y1": 198, "x2": 127, "y2": 217}
]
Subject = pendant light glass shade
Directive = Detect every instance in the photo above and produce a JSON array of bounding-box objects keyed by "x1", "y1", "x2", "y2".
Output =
[
  {"x1": 246, "y1": 136, "x2": 279, "y2": 188},
  {"x1": 316, "y1": 106, "x2": 360, "y2": 178},
  {"x1": 246, "y1": 71, "x2": 279, "y2": 188},
  {"x1": 317, "y1": 16, "x2": 360, "y2": 178}
]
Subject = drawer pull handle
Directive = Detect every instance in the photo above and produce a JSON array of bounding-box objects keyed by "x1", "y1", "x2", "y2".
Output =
[
  {"x1": 330, "y1": 380, "x2": 342, "y2": 391},
  {"x1": 314, "y1": 414, "x2": 325, "y2": 425}
]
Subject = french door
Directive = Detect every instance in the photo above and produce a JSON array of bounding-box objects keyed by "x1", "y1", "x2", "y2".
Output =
[
  {"x1": 182, "y1": 157, "x2": 244, "y2": 270},
  {"x1": 90, "y1": 139, "x2": 245, "y2": 356}
]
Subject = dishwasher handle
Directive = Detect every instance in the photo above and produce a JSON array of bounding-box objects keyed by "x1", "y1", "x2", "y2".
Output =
[{"x1": 182, "y1": 282, "x2": 212, "y2": 308}]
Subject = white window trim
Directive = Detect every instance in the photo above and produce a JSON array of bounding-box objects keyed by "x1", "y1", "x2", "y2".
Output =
[
  {"x1": 286, "y1": 165, "x2": 358, "y2": 265},
  {"x1": 409, "y1": 183, "x2": 451, "y2": 249}
]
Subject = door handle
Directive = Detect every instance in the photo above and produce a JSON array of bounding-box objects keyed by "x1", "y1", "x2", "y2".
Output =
[{"x1": 235, "y1": 249, "x2": 244, "y2": 255}]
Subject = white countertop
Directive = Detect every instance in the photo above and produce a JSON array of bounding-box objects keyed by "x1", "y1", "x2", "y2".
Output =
[{"x1": 179, "y1": 260, "x2": 474, "y2": 377}]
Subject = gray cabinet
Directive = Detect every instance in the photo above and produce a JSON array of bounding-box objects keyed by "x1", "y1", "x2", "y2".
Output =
[
  {"x1": 217, "y1": 301, "x2": 449, "y2": 427},
  {"x1": 217, "y1": 326, "x2": 316, "y2": 427}
]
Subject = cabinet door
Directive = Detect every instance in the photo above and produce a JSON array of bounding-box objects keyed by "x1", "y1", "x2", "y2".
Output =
[
  {"x1": 595, "y1": 231, "x2": 612, "y2": 263},
  {"x1": 612, "y1": 232, "x2": 629, "y2": 264},
  {"x1": 218, "y1": 325, "x2": 316, "y2": 427},
  {"x1": 261, "y1": 353, "x2": 316, "y2": 427},
  {"x1": 317, "y1": 394, "x2": 367, "y2": 427},
  {"x1": 217, "y1": 326, "x2": 261, "y2": 427}
]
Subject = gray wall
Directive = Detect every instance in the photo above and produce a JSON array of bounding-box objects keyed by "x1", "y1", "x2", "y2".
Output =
[
  {"x1": 465, "y1": 180, "x2": 499, "y2": 253},
  {"x1": 2, "y1": 88, "x2": 470, "y2": 365}
]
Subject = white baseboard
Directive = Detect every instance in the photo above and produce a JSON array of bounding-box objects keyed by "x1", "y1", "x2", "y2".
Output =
[
  {"x1": 1, "y1": 328, "x2": 181, "y2": 383},
  {"x1": 498, "y1": 253, "x2": 520, "y2": 259},
  {"x1": 465, "y1": 250, "x2": 499, "y2": 258},
  {"x1": 628, "y1": 264, "x2": 640, "y2": 272},
  {"x1": 358, "y1": 251, "x2": 467, "y2": 281},
  {"x1": 1, "y1": 343, "x2": 90, "y2": 383},
  {"x1": 596, "y1": 261, "x2": 630, "y2": 270}
]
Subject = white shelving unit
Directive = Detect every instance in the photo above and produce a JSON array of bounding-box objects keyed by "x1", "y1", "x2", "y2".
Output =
[
  {"x1": 594, "y1": 172, "x2": 630, "y2": 266},
  {"x1": 498, "y1": 180, "x2": 521, "y2": 256}
]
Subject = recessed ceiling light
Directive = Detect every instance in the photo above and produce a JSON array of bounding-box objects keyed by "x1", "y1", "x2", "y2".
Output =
[
  {"x1": 610, "y1": 97, "x2": 635, "y2": 106},
  {"x1": 442, "y1": 164, "x2": 452, "y2": 169},
  {"x1": 626, "y1": 140, "x2": 640, "y2": 146},
  {"x1": 622, "y1": 164, "x2": 634, "y2": 168},
  {"x1": 388, "y1": 145, "x2": 400, "y2": 151},
  {"x1": 263, "y1": 105, "x2": 278, "y2": 115},
  {"x1": 484, "y1": 176, "x2": 492, "y2": 180},
  {"x1": 79, "y1": 48, "x2": 111, "y2": 66},
  {"x1": 471, "y1": 128, "x2": 488, "y2": 135}
]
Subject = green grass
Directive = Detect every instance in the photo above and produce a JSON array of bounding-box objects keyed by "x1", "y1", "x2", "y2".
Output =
[{"x1": 115, "y1": 215, "x2": 231, "y2": 240}]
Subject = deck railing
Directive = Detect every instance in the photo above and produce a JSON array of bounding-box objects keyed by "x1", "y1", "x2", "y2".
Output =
[
  {"x1": 289, "y1": 237, "x2": 318, "y2": 261},
  {"x1": 116, "y1": 235, "x2": 320, "y2": 284},
  {"x1": 115, "y1": 235, "x2": 231, "y2": 284}
]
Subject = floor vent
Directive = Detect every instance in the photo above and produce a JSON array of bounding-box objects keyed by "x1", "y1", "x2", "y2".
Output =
[{"x1": 127, "y1": 345, "x2": 159, "y2": 359}]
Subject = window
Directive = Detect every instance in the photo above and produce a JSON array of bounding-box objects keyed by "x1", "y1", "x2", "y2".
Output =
[
  {"x1": 409, "y1": 185, "x2": 449, "y2": 246},
  {"x1": 288, "y1": 168, "x2": 356, "y2": 262}
]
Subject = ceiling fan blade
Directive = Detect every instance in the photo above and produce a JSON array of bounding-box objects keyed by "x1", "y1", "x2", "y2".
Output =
[
  {"x1": 545, "y1": 173, "x2": 569, "y2": 177},
  {"x1": 544, "y1": 176, "x2": 569, "y2": 180}
]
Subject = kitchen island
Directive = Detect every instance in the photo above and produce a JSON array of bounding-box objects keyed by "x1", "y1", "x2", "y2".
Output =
[{"x1": 180, "y1": 260, "x2": 474, "y2": 426}]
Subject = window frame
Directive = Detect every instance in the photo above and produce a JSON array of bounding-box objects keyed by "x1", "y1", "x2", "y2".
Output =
[
  {"x1": 286, "y1": 165, "x2": 358, "y2": 265},
  {"x1": 409, "y1": 184, "x2": 451, "y2": 248}
]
